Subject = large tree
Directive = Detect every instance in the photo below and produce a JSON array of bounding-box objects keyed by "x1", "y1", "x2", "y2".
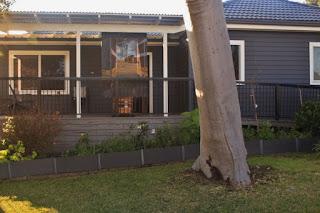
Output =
[
  {"x1": 0, "y1": 0, "x2": 15, "y2": 12},
  {"x1": 183, "y1": 0, "x2": 251, "y2": 188},
  {"x1": 305, "y1": 0, "x2": 320, "y2": 6}
]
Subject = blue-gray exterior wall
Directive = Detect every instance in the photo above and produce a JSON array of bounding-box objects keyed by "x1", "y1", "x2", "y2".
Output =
[{"x1": 229, "y1": 30, "x2": 320, "y2": 85}]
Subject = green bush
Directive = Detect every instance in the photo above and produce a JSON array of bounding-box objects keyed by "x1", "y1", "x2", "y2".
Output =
[
  {"x1": 130, "y1": 121, "x2": 150, "y2": 149},
  {"x1": 75, "y1": 133, "x2": 92, "y2": 156},
  {"x1": 0, "y1": 139, "x2": 37, "y2": 163},
  {"x1": 313, "y1": 141, "x2": 320, "y2": 157},
  {"x1": 98, "y1": 137, "x2": 135, "y2": 153},
  {"x1": 181, "y1": 108, "x2": 200, "y2": 144},
  {"x1": 1, "y1": 110, "x2": 62, "y2": 157},
  {"x1": 149, "y1": 124, "x2": 182, "y2": 148},
  {"x1": 295, "y1": 100, "x2": 320, "y2": 136}
]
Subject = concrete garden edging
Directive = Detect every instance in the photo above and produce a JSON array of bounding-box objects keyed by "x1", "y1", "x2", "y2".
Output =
[{"x1": 0, "y1": 137, "x2": 319, "y2": 180}]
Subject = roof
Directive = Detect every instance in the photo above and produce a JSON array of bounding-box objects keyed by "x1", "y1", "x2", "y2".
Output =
[
  {"x1": 2, "y1": 0, "x2": 320, "y2": 28},
  {"x1": 0, "y1": 11, "x2": 183, "y2": 26},
  {"x1": 224, "y1": 0, "x2": 320, "y2": 26}
]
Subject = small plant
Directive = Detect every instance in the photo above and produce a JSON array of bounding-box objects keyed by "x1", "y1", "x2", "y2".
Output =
[
  {"x1": 0, "y1": 139, "x2": 37, "y2": 163},
  {"x1": 258, "y1": 121, "x2": 276, "y2": 140},
  {"x1": 98, "y1": 137, "x2": 135, "y2": 153},
  {"x1": 313, "y1": 141, "x2": 320, "y2": 157},
  {"x1": 75, "y1": 133, "x2": 92, "y2": 156},
  {"x1": 131, "y1": 121, "x2": 150, "y2": 149},
  {"x1": 295, "y1": 100, "x2": 320, "y2": 136},
  {"x1": 242, "y1": 126, "x2": 259, "y2": 141},
  {"x1": 149, "y1": 124, "x2": 182, "y2": 148},
  {"x1": 181, "y1": 108, "x2": 200, "y2": 144}
]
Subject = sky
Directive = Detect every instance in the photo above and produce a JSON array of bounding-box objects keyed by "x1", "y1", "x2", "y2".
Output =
[{"x1": 11, "y1": 0, "x2": 307, "y2": 14}]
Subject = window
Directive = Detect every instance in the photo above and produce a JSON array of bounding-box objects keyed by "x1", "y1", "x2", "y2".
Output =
[
  {"x1": 230, "y1": 40, "x2": 245, "y2": 82},
  {"x1": 310, "y1": 42, "x2": 320, "y2": 85},
  {"x1": 9, "y1": 51, "x2": 70, "y2": 94}
]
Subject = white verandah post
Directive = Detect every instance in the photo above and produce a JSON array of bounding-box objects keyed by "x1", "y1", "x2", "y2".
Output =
[
  {"x1": 163, "y1": 32, "x2": 168, "y2": 117},
  {"x1": 76, "y1": 31, "x2": 82, "y2": 118}
]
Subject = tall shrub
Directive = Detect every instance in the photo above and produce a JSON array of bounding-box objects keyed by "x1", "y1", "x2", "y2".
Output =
[
  {"x1": 294, "y1": 100, "x2": 320, "y2": 136},
  {"x1": 1, "y1": 110, "x2": 62, "y2": 157}
]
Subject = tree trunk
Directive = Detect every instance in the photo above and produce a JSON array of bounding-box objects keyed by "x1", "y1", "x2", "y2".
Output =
[{"x1": 184, "y1": 0, "x2": 251, "y2": 188}]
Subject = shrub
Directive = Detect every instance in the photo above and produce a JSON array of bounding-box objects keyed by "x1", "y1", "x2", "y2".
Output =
[
  {"x1": 130, "y1": 121, "x2": 150, "y2": 149},
  {"x1": 242, "y1": 126, "x2": 259, "y2": 141},
  {"x1": 75, "y1": 133, "x2": 92, "y2": 156},
  {"x1": 295, "y1": 100, "x2": 320, "y2": 136},
  {"x1": 313, "y1": 141, "x2": 320, "y2": 157},
  {"x1": 149, "y1": 124, "x2": 182, "y2": 148},
  {"x1": 1, "y1": 110, "x2": 62, "y2": 157},
  {"x1": 181, "y1": 108, "x2": 200, "y2": 144},
  {"x1": 98, "y1": 137, "x2": 135, "y2": 153},
  {"x1": 0, "y1": 139, "x2": 37, "y2": 163}
]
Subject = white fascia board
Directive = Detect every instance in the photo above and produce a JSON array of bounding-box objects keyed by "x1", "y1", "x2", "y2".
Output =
[
  {"x1": 0, "y1": 41, "x2": 180, "y2": 46},
  {"x1": 227, "y1": 24, "x2": 320, "y2": 32},
  {"x1": 0, "y1": 23, "x2": 186, "y2": 34}
]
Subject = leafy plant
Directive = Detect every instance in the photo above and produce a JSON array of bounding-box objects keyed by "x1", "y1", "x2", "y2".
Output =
[
  {"x1": 0, "y1": 139, "x2": 37, "y2": 163},
  {"x1": 313, "y1": 141, "x2": 320, "y2": 157},
  {"x1": 149, "y1": 125, "x2": 182, "y2": 148},
  {"x1": 259, "y1": 121, "x2": 276, "y2": 140},
  {"x1": 0, "y1": 110, "x2": 62, "y2": 157},
  {"x1": 131, "y1": 121, "x2": 150, "y2": 149},
  {"x1": 181, "y1": 108, "x2": 200, "y2": 144},
  {"x1": 242, "y1": 126, "x2": 259, "y2": 141},
  {"x1": 98, "y1": 137, "x2": 135, "y2": 153},
  {"x1": 295, "y1": 100, "x2": 320, "y2": 136},
  {"x1": 75, "y1": 133, "x2": 92, "y2": 156}
]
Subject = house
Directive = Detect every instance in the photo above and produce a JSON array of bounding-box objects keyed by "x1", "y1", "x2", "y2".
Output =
[{"x1": 1, "y1": 0, "x2": 320, "y2": 148}]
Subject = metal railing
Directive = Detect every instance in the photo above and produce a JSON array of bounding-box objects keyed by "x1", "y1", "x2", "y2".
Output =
[
  {"x1": 237, "y1": 81, "x2": 320, "y2": 120},
  {"x1": 1, "y1": 77, "x2": 320, "y2": 120},
  {"x1": 0, "y1": 77, "x2": 195, "y2": 116}
]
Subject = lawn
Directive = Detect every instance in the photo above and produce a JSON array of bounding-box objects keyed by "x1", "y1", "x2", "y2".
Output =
[{"x1": 0, "y1": 153, "x2": 320, "y2": 213}]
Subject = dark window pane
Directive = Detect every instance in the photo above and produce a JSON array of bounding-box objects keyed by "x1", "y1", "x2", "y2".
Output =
[
  {"x1": 15, "y1": 55, "x2": 38, "y2": 90},
  {"x1": 41, "y1": 55, "x2": 65, "y2": 90},
  {"x1": 314, "y1": 47, "x2": 320, "y2": 80},
  {"x1": 231, "y1": 45, "x2": 240, "y2": 80}
]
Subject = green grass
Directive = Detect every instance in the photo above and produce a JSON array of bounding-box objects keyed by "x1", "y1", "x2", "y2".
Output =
[{"x1": 1, "y1": 153, "x2": 320, "y2": 213}]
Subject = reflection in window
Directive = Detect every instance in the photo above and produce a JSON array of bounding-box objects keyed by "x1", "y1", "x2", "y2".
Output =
[
  {"x1": 41, "y1": 55, "x2": 65, "y2": 90},
  {"x1": 102, "y1": 34, "x2": 148, "y2": 78},
  {"x1": 14, "y1": 55, "x2": 38, "y2": 90},
  {"x1": 231, "y1": 45, "x2": 240, "y2": 80},
  {"x1": 314, "y1": 47, "x2": 320, "y2": 81},
  {"x1": 10, "y1": 51, "x2": 69, "y2": 94}
]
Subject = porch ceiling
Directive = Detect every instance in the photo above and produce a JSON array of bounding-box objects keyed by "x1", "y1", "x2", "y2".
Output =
[{"x1": 0, "y1": 11, "x2": 185, "y2": 34}]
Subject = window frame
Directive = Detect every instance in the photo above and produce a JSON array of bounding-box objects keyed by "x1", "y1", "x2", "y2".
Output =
[
  {"x1": 230, "y1": 40, "x2": 245, "y2": 82},
  {"x1": 8, "y1": 50, "x2": 70, "y2": 95},
  {"x1": 309, "y1": 42, "x2": 320, "y2": 85}
]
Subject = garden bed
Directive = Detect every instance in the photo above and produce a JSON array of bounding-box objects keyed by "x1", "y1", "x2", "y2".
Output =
[{"x1": 0, "y1": 137, "x2": 319, "y2": 180}]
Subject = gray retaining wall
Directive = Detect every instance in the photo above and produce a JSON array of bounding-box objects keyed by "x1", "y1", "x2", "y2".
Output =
[{"x1": 0, "y1": 137, "x2": 319, "y2": 180}]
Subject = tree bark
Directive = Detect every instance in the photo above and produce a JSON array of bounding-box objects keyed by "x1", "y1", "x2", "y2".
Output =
[{"x1": 184, "y1": 0, "x2": 251, "y2": 188}]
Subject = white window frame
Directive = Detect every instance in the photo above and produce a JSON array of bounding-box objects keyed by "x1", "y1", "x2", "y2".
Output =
[
  {"x1": 309, "y1": 42, "x2": 320, "y2": 85},
  {"x1": 8, "y1": 50, "x2": 70, "y2": 95},
  {"x1": 230, "y1": 40, "x2": 245, "y2": 82}
]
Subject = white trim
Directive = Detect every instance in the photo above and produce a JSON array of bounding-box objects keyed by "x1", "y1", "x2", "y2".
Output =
[
  {"x1": 76, "y1": 31, "x2": 82, "y2": 118},
  {"x1": 0, "y1": 41, "x2": 180, "y2": 46},
  {"x1": 0, "y1": 23, "x2": 185, "y2": 34},
  {"x1": 163, "y1": 32, "x2": 168, "y2": 117},
  {"x1": 230, "y1": 40, "x2": 245, "y2": 82},
  {"x1": 8, "y1": 50, "x2": 70, "y2": 95},
  {"x1": 309, "y1": 42, "x2": 320, "y2": 85},
  {"x1": 227, "y1": 24, "x2": 320, "y2": 33},
  {"x1": 148, "y1": 52, "x2": 153, "y2": 114}
]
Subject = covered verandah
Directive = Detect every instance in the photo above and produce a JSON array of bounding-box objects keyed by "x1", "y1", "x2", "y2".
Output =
[{"x1": 0, "y1": 11, "x2": 195, "y2": 118}]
